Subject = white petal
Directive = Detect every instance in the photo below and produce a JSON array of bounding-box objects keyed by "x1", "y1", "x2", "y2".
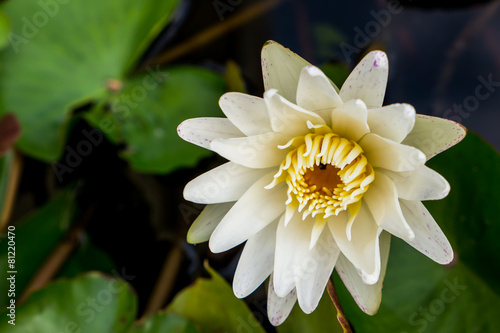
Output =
[
  {"x1": 265, "y1": 89, "x2": 325, "y2": 134},
  {"x1": 402, "y1": 115, "x2": 466, "y2": 160},
  {"x1": 309, "y1": 218, "x2": 327, "y2": 249},
  {"x1": 359, "y1": 133, "x2": 426, "y2": 172},
  {"x1": 336, "y1": 231, "x2": 391, "y2": 315},
  {"x1": 209, "y1": 172, "x2": 286, "y2": 253},
  {"x1": 340, "y1": 51, "x2": 388, "y2": 108},
  {"x1": 367, "y1": 103, "x2": 416, "y2": 143},
  {"x1": 363, "y1": 172, "x2": 414, "y2": 242},
  {"x1": 346, "y1": 201, "x2": 362, "y2": 241},
  {"x1": 219, "y1": 93, "x2": 272, "y2": 136},
  {"x1": 186, "y1": 202, "x2": 234, "y2": 244},
  {"x1": 261, "y1": 41, "x2": 312, "y2": 103},
  {"x1": 331, "y1": 99, "x2": 370, "y2": 142},
  {"x1": 210, "y1": 132, "x2": 291, "y2": 168},
  {"x1": 296, "y1": 227, "x2": 339, "y2": 314},
  {"x1": 399, "y1": 199, "x2": 453, "y2": 264},
  {"x1": 177, "y1": 118, "x2": 244, "y2": 149},
  {"x1": 284, "y1": 203, "x2": 296, "y2": 227},
  {"x1": 233, "y1": 221, "x2": 277, "y2": 298},
  {"x1": 381, "y1": 165, "x2": 450, "y2": 201},
  {"x1": 273, "y1": 214, "x2": 302, "y2": 297},
  {"x1": 328, "y1": 205, "x2": 382, "y2": 284},
  {"x1": 268, "y1": 275, "x2": 297, "y2": 326},
  {"x1": 296, "y1": 65, "x2": 343, "y2": 123},
  {"x1": 184, "y1": 162, "x2": 271, "y2": 204},
  {"x1": 274, "y1": 213, "x2": 339, "y2": 312}
]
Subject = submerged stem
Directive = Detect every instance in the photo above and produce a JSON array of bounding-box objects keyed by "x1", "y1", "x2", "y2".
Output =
[{"x1": 327, "y1": 278, "x2": 353, "y2": 333}]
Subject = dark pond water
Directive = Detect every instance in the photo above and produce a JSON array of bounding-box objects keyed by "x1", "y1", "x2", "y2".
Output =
[{"x1": 172, "y1": 0, "x2": 500, "y2": 150}]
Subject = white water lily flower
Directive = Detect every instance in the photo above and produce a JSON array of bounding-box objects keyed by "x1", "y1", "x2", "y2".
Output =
[{"x1": 177, "y1": 41, "x2": 466, "y2": 326}]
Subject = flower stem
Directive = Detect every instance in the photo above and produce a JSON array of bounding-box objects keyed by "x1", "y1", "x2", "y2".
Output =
[
  {"x1": 327, "y1": 278, "x2": 353, "y2": 333},
  {"x1": 142, "y1": 243, "x2": 184, "y2": 318},
  {"x1": 142, "y1": 0, "x2": 283, "y2": 68}
]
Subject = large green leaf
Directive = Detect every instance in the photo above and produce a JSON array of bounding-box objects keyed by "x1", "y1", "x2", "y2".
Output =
[
  {"x1": 0, "y1": 0, "x2": 180, "y2": 161},
  {"x1": 0, "y1": 188, "x2": 76, "y2": 308},
  {"x1": 130, "y1": 312, "x2": 200, "y2": 333},
  {"x1": 334, "y1": 132, "x2": 500, "y2": 332},
  {"x1": 87, "y1": 66, "x2": 226, "y2": 173},
  {"x1": 0, "y1": 272, "x2": 137, "y2": 332},
  {"x1": 425, "y1": 132, "x2": 500, "y2": 293},
  {"x1": 168, "y1": 265, "x2": 266, "y2": 333}
]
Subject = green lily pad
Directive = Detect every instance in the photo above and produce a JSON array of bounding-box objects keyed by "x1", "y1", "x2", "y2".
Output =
[
  {"x1": 0, "y1": 188, "x2": 76, "y2": 308},
  {"x1": 87, "y1": 66, "x2": 226, "y2": 173},
  {"x1": 0, "y1": 272, "x2": 137, "y2": 332},
  {"x1": 130, "y1": 312, "x2": 200, "y2": 333},
  {"x1": 168, "y1": 264, "x2": 266, "y2": 333},
  {"x1": 333, "y1": 132, "x2": 500, "y2": 332},
  {"x1": 0, "y1": 0, "x2": 180, "y2": 161},
  {"x1": 425, "y1": 132, "x2": 500, "y2": 293}
]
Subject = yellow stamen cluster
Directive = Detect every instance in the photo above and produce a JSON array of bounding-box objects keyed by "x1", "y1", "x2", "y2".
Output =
[{"x1": 268, "y1": 133, "x2": 374, "y2": 220}]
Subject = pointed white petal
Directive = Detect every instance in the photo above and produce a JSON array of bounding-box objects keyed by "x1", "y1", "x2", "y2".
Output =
[
  {"x1": 328, "y1": 205, "x2": 382, "y2": 284},
  {"x1": 219, "y1": 93, "x2": 272, "y2": 136},
  {"x1": 331, "y1": 99, "x2": 370, "y2": 142},
  {"x1": 346, "y1": 201, "x2": 362, "y2": 241},
  {"x1": 274, "y1": 213, "x2": 339, "y2": 304},
  {"x1": 284, "y1": 203, "x2": 296, "y2": 227},
  {"x1": 367, "y1": 103, "x2": 416, "y2": 143},
  {"x1": 359, "y1": 133, "x2": 426, "y2": 172},
  {"x1": 184, "y1": 162, "x2": 271, "y2": 204},
  {"x1": 261, "y1": 41, "x2": 312, "y2": 103},
  {"x1": 399, "y1": 199, "x2": 454, "y2": 264},
  {"x1": 177, "y1": 118, "x2": 244, "y2": 149},
  {"x1": 336, "y1": 231, "x2": 391, "y2": 315},
  {"x1": 268, "y1": 276, "x2": 297, "y2": 326},
  {"x1": 265, "y1": 89, "x2": 325, "y2": 134},
  {"x1": 186, "y1": 202, "x2": 234, "y2": 244},
  {"x1": 210, "y1": 132, "x2": 291, "y2": 168},
  {"x1": 233, "y1": 221, "x2": 277, "y2": 298},
  {"x1": 402, "y1": 115, "x2": 466, "y2": 160},
  {"x1": 209, "y1": 172, "x2": 286, "y2": 253},
  {"x1": 340, "y1": 51, "x2": 388, "y2": 108},
  {"x1": 296, "y1": 226, "x2": 339, "y2": 314},
  {"x1": 296, "y1": 65, "x2": 343, "y2": 123},
  {"x1": 273, "y1": 214, "x2": 302, "y2": 297},
  {"x1": 381, "y1": 165, "x2": 450, "y2": 201},
  {"x1": 363, "y1": 172, "x2": 414, "y2": 242},
  {"x1": 309, "y1": 218, "x2": 327, "y2": 250}
]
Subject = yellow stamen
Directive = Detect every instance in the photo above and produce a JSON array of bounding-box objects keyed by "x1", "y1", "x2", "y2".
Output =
[{"x1": 268, "y1": 133, "x2": 374, "y2": 220}]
